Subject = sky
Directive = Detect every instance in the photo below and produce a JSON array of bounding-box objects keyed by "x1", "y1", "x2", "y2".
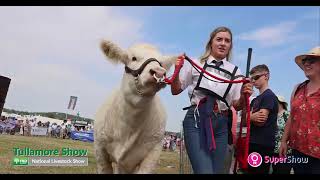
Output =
[{"x1": 0, "y1": 6, "x2": 319, "y2": 132}]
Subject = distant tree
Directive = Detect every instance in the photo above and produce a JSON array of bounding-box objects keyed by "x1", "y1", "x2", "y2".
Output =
[{"x1": 47, "y1": 113, "x2": 55, "y2": 119}]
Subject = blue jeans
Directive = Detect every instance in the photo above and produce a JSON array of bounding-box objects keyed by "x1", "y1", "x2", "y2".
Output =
[{"x1": 183, "y1": 107, "x2": 228, "y2": 174}]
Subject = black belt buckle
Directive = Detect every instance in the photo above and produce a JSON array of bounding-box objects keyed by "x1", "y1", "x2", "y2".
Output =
[
  {"x1": 221, "y1": 110, "x2": 229, "y2": 117},
  {"x1": 182, "y1": 105, "x2": 195, "y2": 110},
  {"x1": 214, "y1": 110, "x2": 229, "y2": 117}
]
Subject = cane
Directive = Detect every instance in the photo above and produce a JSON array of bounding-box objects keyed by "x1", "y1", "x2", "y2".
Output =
[{"x1": 233, "y1": 48, "x2": 252, "y2": 174}]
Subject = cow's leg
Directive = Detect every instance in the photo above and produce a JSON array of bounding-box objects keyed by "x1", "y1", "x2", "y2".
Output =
[
  {"x1": 94, "y1": 143, "x2": 113, "y2": 174},
  {"x1": 114, "y1": 164, "x2": 129, "y2": 174},
  {"x1": 135, "y1": 144, "x2": 162, "y2": 174}
]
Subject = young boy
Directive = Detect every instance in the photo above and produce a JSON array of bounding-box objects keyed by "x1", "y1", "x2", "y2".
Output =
[{"x1": 247, "y1": 64, "x2": 278, "y2": 174}]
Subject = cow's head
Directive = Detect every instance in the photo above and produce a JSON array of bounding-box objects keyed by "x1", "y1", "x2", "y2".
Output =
[{"x1": 101, "y1": 40, "x2": 177, "y2": 97}]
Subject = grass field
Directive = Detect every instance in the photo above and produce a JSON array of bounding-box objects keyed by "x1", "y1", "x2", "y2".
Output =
[{"x1": 0, "y1": 134, "x2": 181, "y2": 174}]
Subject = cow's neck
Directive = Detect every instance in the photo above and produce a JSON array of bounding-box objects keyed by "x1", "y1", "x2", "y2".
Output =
[
  {"x1": 121, "y1": 76, "x2": 156, "y2": 108},
  {"x1": 122, "y1": 90, "x2": 154, "y2": 110},
  {"x1": 118, "y1": 92, "x2": 155, "y2": 128},
  {"x1": 119, "y1": 76, "x2": 157, "y2": 122}
]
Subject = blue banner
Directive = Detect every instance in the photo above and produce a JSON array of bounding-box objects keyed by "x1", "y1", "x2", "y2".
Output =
[
  {"x1": 0, "y1": 119, "x2": 16, "y2": 130},
  {"x1": 70, "y1": 131, "x2": 94, "y2": 142}
]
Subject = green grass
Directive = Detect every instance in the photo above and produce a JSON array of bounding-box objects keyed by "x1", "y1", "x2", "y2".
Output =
[{"x1": 0, "y1": 135, "x2": 180, "y2": 174}]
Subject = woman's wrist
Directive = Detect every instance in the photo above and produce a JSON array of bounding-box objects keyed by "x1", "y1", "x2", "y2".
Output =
[
  {"x1": 238, "y1": 96, "x2": 246, "y2": 109},
  {"x1": 281, "y1": 138, "x2": 288, "y2": 144}
]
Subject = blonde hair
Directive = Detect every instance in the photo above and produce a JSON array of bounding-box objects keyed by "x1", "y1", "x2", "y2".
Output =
[{"x1": 199, "y1": 26, "x2": 233, "y2": 64}]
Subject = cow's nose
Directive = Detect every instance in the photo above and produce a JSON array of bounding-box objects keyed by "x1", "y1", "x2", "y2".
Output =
[
  {"x1": 150, "y1": 67, "x2": 166, "y2": 78},
  {"x1": 149, "y1": 69, "x2": 156, "y2": 75}
]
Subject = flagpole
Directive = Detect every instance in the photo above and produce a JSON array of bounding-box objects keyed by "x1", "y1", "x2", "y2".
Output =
[
  {"x1": 66, "y1": 96, "x2": 70, "y2": 122},
  {"x1": 67, "y1": 96, "x2": 77, "y2": 125}
]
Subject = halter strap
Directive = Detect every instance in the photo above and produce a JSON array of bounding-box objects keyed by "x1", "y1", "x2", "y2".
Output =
[{"x1": 125, "y1": 58, "x2": 162, "y2": 77}]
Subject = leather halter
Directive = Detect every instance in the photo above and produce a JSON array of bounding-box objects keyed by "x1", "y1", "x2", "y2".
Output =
[
  {"x1": 125, "y1": 58, "x2": 162, "y2": 77},
  {"x1": 124, "y1": 58, "x2": 163, "y2": 96}
]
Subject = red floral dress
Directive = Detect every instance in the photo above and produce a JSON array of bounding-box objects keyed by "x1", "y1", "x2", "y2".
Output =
[{"x1": 289, "y1": 82, "x2": 320, "y2": 159}]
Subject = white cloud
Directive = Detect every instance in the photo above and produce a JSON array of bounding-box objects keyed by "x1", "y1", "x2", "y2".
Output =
[
  {"x1": 238, "y1": 21, "x2": 298, "y2": 47},
  {"x1": 6, "y1": 62, "x2": 112, "y2": 114},
  {"x1": 0, "y1": 6, "x2": 144, "y2": 119},
  {"x1": 0, "y1": 6, "x2": 143, "y2": 66}
]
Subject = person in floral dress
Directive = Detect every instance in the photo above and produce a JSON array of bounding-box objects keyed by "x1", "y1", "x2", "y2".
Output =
[
  {"x1": 279, "y1": 47, "x2": 320, "y2": 174},
  {"x1": 272, "y1": 95, "x2": 292, "y2": 174}
]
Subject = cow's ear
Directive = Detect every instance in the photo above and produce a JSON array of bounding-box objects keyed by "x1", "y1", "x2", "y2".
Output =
[
  {"x1": 100, "y1": 40, "x2": 130, "y2": 65},
  {"x1": 161, "y1": 55, "x2": 178, "y2": 70}
]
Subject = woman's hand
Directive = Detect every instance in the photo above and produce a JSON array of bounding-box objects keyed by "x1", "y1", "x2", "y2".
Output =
[
  {"x1": 233, "y1": 81, "x2": 253, "y2": 110},
  {"x1": 175, "y1": 53, "x2": 185, "y2": 68},
  {"x1": 279, "y1": 141, "x2": 288, "y2": 157},
  {"x1": 171, "y1": 53, "x2": 185, "y2": 95},
  {"x1": 241, "y1": 81, "x2": 253, "y2": 97}
]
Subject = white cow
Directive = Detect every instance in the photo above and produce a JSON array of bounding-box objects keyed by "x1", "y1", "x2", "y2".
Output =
[{"x1": 94, "y1": 40, "x2": 177, "y2": 174}]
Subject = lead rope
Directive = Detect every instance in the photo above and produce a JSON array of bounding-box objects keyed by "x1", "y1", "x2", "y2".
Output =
[{"x1": 163, "y1": 55, "x2": 249, "y2": 84}]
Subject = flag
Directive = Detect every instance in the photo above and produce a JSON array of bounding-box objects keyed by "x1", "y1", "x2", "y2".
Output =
[{"x1": 67, "y1": 96, "x2": 77, "y2": 110}]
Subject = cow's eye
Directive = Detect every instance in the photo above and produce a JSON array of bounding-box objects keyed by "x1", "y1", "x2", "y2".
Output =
[{"x1": 132, "y1": 57, "x2": 137, "y2": 61}]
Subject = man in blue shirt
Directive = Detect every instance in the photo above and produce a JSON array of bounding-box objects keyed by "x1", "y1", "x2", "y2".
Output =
[{"x1": 247, "y1": 64, "x2": 278, "y2": 174}]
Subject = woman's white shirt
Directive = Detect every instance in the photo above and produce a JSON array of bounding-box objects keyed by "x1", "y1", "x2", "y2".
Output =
[{"x1": 179, "y1": 56, "x2": 243, "y2": 111}]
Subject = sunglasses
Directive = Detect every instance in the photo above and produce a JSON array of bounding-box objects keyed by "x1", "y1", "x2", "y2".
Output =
[
  {"x1": 302, "y1": 57, "x2": 320, "y2": 65},
  {"x1": 250, "y1": 73, "x2": 268, "y2": 81}
]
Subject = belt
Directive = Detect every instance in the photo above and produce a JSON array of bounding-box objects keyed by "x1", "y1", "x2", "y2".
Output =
[
  {"x1": 213, "y1": 109, "x2": 229, "y2": 117},
  {"x1": 182, "y1": 105, "x2": 196, "y2": 110},
  {"x1": 183, "y1": 104, "x2": 229, "y2": 117}
]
